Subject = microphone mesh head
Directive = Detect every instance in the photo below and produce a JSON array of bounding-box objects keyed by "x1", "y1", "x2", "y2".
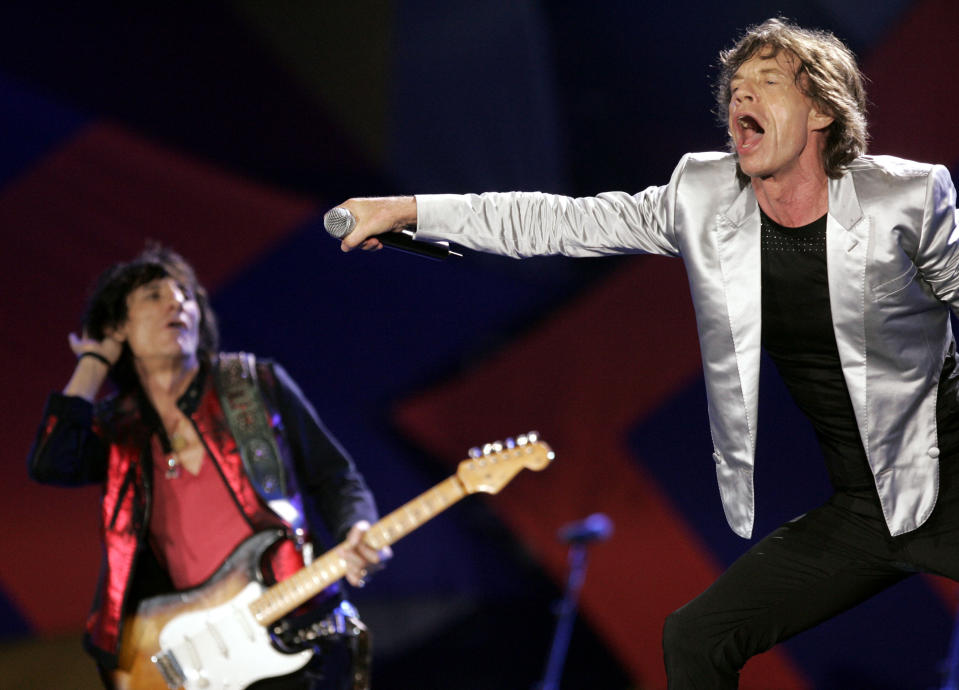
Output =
[{"x1": 323, "y1": 207, "x2": 356, "y2": 239}]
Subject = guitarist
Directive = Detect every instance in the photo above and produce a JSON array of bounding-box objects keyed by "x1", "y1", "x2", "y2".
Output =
[{"x1": 28, "y1": 243, "x2": 390, "y2": 689}]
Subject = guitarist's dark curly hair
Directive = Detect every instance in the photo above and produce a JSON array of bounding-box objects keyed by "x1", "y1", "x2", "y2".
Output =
[{"x1": 81, "y1": 242, "x2": 219, "y2": 393}]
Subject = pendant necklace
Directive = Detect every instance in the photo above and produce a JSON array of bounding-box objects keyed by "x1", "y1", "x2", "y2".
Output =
[{"x1": 165, "y1": 417, "x2": 188, "y2": 479}]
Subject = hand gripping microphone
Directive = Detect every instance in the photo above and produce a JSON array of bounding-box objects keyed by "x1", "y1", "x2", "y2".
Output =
[{"x1": 323, "y1": 207, "x2": 460, "y2": 261}]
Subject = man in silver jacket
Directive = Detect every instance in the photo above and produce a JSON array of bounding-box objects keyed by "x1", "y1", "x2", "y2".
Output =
[{"x1": 333, "y1": 18, "x2": 959, "y2": 689}]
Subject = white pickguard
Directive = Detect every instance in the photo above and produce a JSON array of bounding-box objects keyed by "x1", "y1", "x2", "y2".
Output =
[{"x1": 156, "y1": 581, "x2": 312, "y2": 690}]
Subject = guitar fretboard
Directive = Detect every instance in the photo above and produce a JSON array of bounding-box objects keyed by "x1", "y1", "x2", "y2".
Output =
[{"x1": 249, "y1": 474, "x2": 467, "y2": 625}]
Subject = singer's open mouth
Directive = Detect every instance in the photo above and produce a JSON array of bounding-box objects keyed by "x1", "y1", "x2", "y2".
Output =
[{"x1": 735, "y1": 113, "x2": 765, "y2": 152}]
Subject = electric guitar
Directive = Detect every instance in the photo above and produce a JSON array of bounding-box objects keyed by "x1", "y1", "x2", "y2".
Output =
[{"x1": 111, "y1": 433, "x2": 554, "y2": 690}]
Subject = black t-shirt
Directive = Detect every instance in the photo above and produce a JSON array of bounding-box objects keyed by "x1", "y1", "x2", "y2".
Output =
[
  {"x1": 760, "y1": 211, "x2": 876, "y2": 490},
  {"x1": 760, "y1": 210, "x2": 959, "y2": 499}
]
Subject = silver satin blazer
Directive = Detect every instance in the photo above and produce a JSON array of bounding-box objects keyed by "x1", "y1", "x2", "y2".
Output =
[{"x1": 415, "y1": 152, "x2": 959, "y2": 538}]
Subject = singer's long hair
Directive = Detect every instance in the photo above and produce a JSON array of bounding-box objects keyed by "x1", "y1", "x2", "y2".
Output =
[
  {"x1": 715, "y1": 17, "x2": 868, "y2": 185},
  {"x1": 82, "y1": 243, "x2": 219, "y2": 393}
]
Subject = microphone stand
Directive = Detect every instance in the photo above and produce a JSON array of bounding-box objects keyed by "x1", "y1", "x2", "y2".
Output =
[
  {"x1": 940, "y1": 606, "x2": 959, "y2": 690},
  {"x1": 535, "y1": 514, "x2": 612, "y2": 690}
]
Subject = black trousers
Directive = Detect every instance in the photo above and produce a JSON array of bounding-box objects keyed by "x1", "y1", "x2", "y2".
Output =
[
  {"x1": 662, "y1": 463, "x2": 959, "y2": 689},
  {"x1": 248, "y1": 640, "x2": 354, "y2": 690},
  {"x1": 250, "y1": 601, "x2": 370, "y2": 690}
]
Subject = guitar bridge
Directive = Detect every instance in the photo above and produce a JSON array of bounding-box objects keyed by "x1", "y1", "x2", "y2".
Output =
[{"x1": 151, "y1": 650, "x2": 186, "y2": 689}]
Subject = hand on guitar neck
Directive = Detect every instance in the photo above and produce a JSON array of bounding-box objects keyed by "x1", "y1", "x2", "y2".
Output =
[{"x1": 341, "y1": 520, "x2": 391, "y2": 588}]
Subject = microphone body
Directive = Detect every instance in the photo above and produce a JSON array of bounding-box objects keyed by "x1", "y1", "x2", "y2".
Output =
[{"x1": 323, "y1": 207, "x2": 459, "y2": 261}]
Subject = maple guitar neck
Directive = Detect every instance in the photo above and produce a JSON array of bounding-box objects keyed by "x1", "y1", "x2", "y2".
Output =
[
  {"x1": 249, "y1": 435, "x2": 553, "y2": 626},
  {"x1": 249, "y1": 476, "x2": 463, "y2": 625}
]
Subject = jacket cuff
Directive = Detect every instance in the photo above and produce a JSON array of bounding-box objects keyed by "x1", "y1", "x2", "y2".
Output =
[{"x1": 43, "y1": 392, "x2": 95, "y2": 424}]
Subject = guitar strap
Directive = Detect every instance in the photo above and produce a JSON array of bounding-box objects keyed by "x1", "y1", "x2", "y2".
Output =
[
  {"x1": 215, "y1": 352, "x2": 313, "y2": 563},
  {"x1": 216, "y1": 354, "x2": 371, "y2": 688}
]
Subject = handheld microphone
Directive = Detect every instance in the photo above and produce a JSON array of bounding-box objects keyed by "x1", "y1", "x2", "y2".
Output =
[
  {"x1": 557, "y1": 513, "x2": 613, "y2": 545},
  {"x1": 323, "y1": 207, "x2": 460, "y2": 261}
]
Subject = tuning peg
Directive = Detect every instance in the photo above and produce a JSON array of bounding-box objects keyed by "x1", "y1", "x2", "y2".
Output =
[
  {"x1": 491, "y1": 441, "x2": 504, "y2": 453},
  {"x1": 527, "y1": 431, "x2": 539, "y2": 443},
  {"x1": 468, "y1": 447, "x2": 482, "y2": 458},
  {"x1": 482, "y1": 443, "x2": 494, "y2": 456},
  {"x1": 505, "y1": 437, "x2": 516, "y2": 449},
  {"x1": 516, "y1": 434, "x2": 528, "y2": 446}
]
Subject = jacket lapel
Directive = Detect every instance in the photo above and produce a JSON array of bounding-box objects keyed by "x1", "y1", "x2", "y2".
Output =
[
  {"x1": 826, "y1": 172, "x2": 869, "y2": 434},
  {"x1": 715, "y1": 184, "x2": 762, "y2": 451}
]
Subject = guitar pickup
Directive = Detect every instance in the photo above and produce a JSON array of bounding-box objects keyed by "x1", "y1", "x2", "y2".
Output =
[{"x1": 151, "y1": 649, "x2": 186, "y2": 689}]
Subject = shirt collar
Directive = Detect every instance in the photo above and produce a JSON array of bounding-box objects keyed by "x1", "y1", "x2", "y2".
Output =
[
  {"x1": 175, "y1": 357, "x2": 209, "y2": 416},
  {"x1": 133, "y1": 356, "x2": 211, "y2": 436}
]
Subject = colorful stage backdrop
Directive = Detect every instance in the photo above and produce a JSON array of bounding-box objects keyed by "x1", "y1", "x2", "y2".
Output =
[{"x1": 1, "y1": 2, "x2": 957, "y2": 688}]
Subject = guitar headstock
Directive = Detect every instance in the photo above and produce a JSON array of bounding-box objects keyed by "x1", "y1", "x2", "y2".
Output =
[{"x1": 457, "y1": 432, "x2": 555, "y2": 495}]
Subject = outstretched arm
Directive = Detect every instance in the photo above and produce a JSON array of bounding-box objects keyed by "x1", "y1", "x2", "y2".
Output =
[{"x1": 333, "y1": 178, "x2": 682, "y2": 260}]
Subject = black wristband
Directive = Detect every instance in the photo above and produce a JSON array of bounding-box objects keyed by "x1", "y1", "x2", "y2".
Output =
[{"x1": 78, "y1": 351, "x2": 112, "y2": 368}]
